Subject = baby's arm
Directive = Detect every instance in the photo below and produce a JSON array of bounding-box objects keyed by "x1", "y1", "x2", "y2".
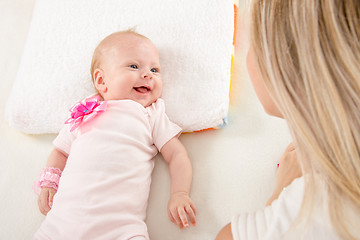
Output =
[
  {"x1": 37, "y1": 148, "x2": 68, "y2": 215},
  {"x1": 160, "y1": 138, "x2": 196, "y2": 229}
]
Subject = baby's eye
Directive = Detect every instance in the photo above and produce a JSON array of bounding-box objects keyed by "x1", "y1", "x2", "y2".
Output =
[
  {"x1": 151, "y1": 68, "x2": 159, "y2": 73},
  {"x1": 129, "y1": 64, "x2": 138, "y2": 69}
]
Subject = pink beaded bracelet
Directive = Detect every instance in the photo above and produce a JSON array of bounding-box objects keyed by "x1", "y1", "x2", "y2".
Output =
[{"x1": 33, "y1": 167, "x2": 62, "y2": 195}]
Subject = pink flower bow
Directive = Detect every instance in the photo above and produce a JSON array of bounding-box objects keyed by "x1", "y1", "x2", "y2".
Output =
[{"x1": 65, "y1": 95, "x2": 107, "y2": 132}]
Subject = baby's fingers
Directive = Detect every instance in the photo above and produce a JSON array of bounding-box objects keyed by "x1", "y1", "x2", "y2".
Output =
[
  {"x1": 178, "y1": 208, "x2": 189, "y2": 228},
  {"x1": 48, "y1": 189, "x2": 56, "y2": 208},
  {"x1": 185, "y1": 205, "x2": 196, "y2": 226},
  {"x1": 167, "y1": 208, "x2": 176, "y2": 225},
  {"x1": 169, "y1": 208, "x2": 184, "y2": 229},
  {"x1": 38, "y1": 191, "x2": 51, "y2": 215}
]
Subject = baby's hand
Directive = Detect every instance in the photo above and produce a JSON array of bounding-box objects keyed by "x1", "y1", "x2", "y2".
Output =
[
  {"x1": 37, "y1": 187, "x2": 57, "y2": 216},
  {"x1": 167, "y1": 191, "x2": 196, "y2": 229}
]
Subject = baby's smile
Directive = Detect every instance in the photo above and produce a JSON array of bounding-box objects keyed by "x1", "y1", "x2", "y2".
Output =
[{"x1": 134, "y1": 85, "x2": 151, "y2": 94}]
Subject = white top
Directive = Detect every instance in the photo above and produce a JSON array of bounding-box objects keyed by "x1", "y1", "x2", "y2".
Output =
[
  {"x1": 231, "y1": 177, "x2": 343, "y2": 240},
  {"x1": 34, "y1": 99, "x2": 181, "y2": 240}
]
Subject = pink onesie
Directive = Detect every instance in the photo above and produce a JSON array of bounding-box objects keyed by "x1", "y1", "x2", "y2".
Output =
[{"x1": 34, "y1": 98, "x2": 181, "y2": 240}]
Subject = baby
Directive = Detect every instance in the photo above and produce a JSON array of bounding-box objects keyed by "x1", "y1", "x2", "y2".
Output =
[{"x1": 33, "y1": 30, "x2": 196, "y2": 240}]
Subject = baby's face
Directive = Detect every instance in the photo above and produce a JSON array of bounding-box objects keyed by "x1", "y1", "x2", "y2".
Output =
[{"x1": 98, "y1": 34, "x2": 162, "y2": 107}]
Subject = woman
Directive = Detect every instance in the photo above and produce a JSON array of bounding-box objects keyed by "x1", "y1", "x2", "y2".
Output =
[{"x1": 217, "y1": 0, "x2": 360, "y2": 239}]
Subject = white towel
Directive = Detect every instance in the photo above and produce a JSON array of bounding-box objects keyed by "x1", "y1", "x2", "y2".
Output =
[{"x1": 5, "y1": 0, "x2": 234, "y2": 134}]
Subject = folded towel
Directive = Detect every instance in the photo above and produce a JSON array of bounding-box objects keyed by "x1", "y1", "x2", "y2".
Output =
[{"x1": 5, "y1": 0, "x2": 235, "y2": 134}]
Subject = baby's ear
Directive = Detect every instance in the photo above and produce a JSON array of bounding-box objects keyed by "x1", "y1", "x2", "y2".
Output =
[{"x1": 93, "y1": 69, "x2": 107, "y2": 93}]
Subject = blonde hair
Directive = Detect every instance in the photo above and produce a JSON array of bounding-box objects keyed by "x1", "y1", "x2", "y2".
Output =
[
  {"x1": 250, "y1": 0, "x2": 360, "y2": 239},
  {"x1": 90, "y1": 29, "x2": 149, "y2": 82}
]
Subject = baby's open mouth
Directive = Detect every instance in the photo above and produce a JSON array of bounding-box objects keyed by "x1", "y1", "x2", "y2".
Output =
[{"x1": 134, "y1": 86, "x2": 151, "y2": 93}]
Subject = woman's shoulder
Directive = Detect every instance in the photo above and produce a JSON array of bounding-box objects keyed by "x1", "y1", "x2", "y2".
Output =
[
  {"x1": 231, "y1": 176, "x2": 348, "y2": 240},
  {"x1": 231, "y1": 177, "x2": 305, "y2": 240}
]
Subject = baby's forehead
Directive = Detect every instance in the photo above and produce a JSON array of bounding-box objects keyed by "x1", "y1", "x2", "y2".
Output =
[
  {"x1": 100, "y1": 32, "x2": 149, "y2": 51},
  {"x1": 93, "y1": 32, "x2": 159, "y2": 67}
]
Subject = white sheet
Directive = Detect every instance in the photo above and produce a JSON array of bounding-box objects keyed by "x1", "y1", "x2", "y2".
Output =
[
  {"x1": 0, "y1": 1, "x2": 293, "y2": 240},
  {"x1": 5, "y1": 0, "x2": 234, "y2": 134}
]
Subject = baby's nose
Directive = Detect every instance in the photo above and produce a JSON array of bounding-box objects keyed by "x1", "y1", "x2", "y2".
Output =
[{"x1": 142, "y1": 71, "x2": 153, "y2": 80}]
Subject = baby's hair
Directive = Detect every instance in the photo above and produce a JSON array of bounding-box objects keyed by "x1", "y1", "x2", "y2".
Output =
[
  {"x1": 250, "y1": 0, "x2": 360, "y2": 239},
  {"x1": 90, "y1": 29, "x2": 149, "y2": 82}
]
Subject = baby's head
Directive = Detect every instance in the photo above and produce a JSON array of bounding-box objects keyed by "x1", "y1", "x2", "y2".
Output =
[{"x1": 90, "y1": 30, "x2": 162, "y2": 107}]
